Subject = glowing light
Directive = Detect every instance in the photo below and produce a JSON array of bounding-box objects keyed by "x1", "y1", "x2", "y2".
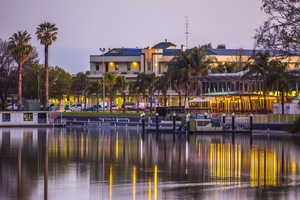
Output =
[
  {"x1": 133, "y1": 166, "x2": 136, "y2": 200},
  {"x1": 148, "y1": 178, "x2": 152, "y2": 200},
  {"x1": 132, "y1": 62, "x2": 138, "y2": 67},
  {"x1": 109, "y1": 62, "x2": 114, "y2": 67},
  {"x1": 110, "y1": 165, "x2": 113, "y2": 199},
  {"x1": 154, "y1": 165, "x2": 158, "y2": 200}
]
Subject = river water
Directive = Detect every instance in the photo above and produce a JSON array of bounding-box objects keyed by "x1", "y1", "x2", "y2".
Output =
[{"x1": 0, "y1": 127, "x2": 300, "y2": 200}]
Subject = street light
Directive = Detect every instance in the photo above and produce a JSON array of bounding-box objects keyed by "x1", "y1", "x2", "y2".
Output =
[
  {"x1": 37, "y1": 69, "x2": 40, "y2": 104},
  {"x1": 100, "y1": 48, "x2": 106, "y2": 112}
]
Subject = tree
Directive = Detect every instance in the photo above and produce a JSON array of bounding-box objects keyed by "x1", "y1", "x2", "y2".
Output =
[
  {"x1": 267, "y1": 60, "x2": 296, "y2": 114},
  {"x1": 115, "y1": 75, "x2": 128, "y2": 113},
  {"x1": 135, "y1": 73, "x2": 156, "y2": 113},
  {"x1": 243, "y1": 52, "x2": 271, "y2": 113},
  {"x1": 155, "y1": 72, "x2": 170, "y2": 107},
  {"x1": 8, "y1": 31, "x2": 34, "y2": 110},
  {"x1": 217, "y1": 44, "x2": 226, "y2": 49},
  {"x1": 104, "y1": 72, "x2": 117, "y2": 112},
  {"x1": 73, "y1": 72, "x2": 90, "y2": 110},
  {"x1": 23, "y1": 64, "x2": 44, "y2": 100},
  {"x1": 48, "y1": 66, "x2": 72, "y2": 100},
  {"x1": 167, "y1": 45, "x2": 210, "y2": 106},
  {"x1": 0, "y1": 39, "x2": 16, "y2": 110},
  {"x1": 88, "y1": 80, "x2": 102, "y2": 112},
  {"x1": 36, "y1": 21, "x2": 58, "y2": 110},
  {"x1": 255, "y1": 0, "x2": 300, "y2": 54}
]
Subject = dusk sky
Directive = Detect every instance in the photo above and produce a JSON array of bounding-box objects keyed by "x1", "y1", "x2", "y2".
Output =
[{"x1": 1, "y1": 0, "x2": 267, "y2": 74}]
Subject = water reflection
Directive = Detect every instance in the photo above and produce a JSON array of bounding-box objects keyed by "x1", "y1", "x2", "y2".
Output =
[{"x1": 0, "y1": 127, "x2": 300, "y2": 200}]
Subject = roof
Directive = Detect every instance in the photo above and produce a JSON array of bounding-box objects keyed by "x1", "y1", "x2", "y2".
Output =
[
  {"x1": 206, "y1": 48, "x2": 258, "y2": 56},
  {"x1": 104, "y1": 48, "x2": 142, "y2": 56},
  {"x1": 194, "y1": 70, "x2": 249, "y2": 82},
  {"x1": 152, "y1": 41, "x2": 176, "y2": 49}
]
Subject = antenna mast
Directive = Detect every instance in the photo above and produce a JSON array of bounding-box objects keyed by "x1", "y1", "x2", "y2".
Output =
[{"x1": 185, "y1": 16, "x2": 191, "y2": 49}]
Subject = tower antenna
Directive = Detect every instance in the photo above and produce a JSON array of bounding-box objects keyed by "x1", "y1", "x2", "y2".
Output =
[{"x1": 185, "y1": 16, "x2": 191, "y2": 49}]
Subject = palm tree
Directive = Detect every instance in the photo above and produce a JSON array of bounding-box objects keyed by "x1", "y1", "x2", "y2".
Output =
[
  {"x1": 36, "y1": 22, "x2": 58, "y2": 110},
  {"x1": 243, "y1": 52, "x2": 270, "y2": 113},
  {"x1": 88, "y1": 80, "x2": 102, "y2": 112},
  {"x1": 136, "y1": 73, "x2": 156, "y2": 113},
  {"x1": 115, "y1": 75, "x2": 128, "y2": 113},
  {"x1": 8, "y1": 30, "x2": 33, "y2": 110},
  {"x1": 155, "y1": 72, "x2": 171, "y2": 107},
  {"x1": 167, "y1": 45, "x2": 210, "y2": 106},
  {"x1": 104, "y1": 72, "x2": 117, "y2": 112},
  {"x1": 267, "y1": 60, "x2": 295, "y2": 114}
]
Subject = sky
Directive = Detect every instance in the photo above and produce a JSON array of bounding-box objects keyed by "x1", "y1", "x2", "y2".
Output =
[{"x1": 0, "y1": 0, "x2": 267, "y2": 74}]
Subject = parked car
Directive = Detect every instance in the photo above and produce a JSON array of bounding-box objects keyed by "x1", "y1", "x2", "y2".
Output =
[
  {"x1": 106, "y1": 103, "x2": 118, "y2": 111},
  {"x1": 134, "y1": 102, "x2": 148, "y2": 110},
  {"x1": 122, "y1": 102, "x2": 135, "y2": 110},
  {"x1": 70, "y1": 103, "x2": 85, "y2": 111},
  {"x1": 85, "y1": 104, "x2": 103, "y2": 111}
]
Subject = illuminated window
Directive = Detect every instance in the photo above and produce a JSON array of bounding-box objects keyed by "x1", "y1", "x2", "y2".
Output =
[{"x1": 23, "y1": 113, "x2": 33, "y2": 121}]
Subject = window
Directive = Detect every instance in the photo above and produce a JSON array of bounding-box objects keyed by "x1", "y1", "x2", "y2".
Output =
[
  {"x1": 96, "y1": 63, "x2": 99, "y2": 71},
  {"x1": 23, "y1": 113, "x2": 33, "y2": 121},
  {"x1": 2, "y1": 113, "x2": 11, "y2": 122},
  {"x1": 115, "y1": 63, "x2": 119, "y2": 71},
  {"x1": 127, "y1": 63, "x2": 131, "y2": 71}
]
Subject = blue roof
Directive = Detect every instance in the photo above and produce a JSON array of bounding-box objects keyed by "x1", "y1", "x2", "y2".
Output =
[
  {"x1": 105, "y1": 48, "x2": 142, "y2": 56},
  {"x1": 163, "y1": 49, "x2": 181, "y2": 55},
  {"x1": 207, "y1": 48, "x2": 257, "y2": 56}
]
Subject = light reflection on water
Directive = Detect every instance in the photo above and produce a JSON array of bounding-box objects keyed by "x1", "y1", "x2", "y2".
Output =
[{"x1": 0, "y1": 127, "x2": 300, "y2": 200}]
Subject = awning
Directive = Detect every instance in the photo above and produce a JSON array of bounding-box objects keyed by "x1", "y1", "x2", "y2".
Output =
[{"x1": 189, "y1": 97, "x2": 210, "y2": 103}]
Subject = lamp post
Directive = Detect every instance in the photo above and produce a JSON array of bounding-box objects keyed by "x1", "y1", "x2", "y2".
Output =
[
  {"x1": 38, "y1": 69, "x2": 40, "y2": 104},
  {"x1": 100, "y1": 48, "x2": 106, "y2": 112}
]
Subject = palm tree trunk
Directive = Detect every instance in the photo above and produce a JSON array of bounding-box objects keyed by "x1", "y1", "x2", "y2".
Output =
[
  {"x1": 281, "y1": 90, "x2": 285, "y2": 115},
  {"x1": 96, "y1": 91, "x2": 99, "y2": 112},
  {"x1": 44, "y1": 45, "x2": 49, "y2": 110},
  {"x1": 18, "y1": 63, "x2": 22, "y2": 111},
  {"x1": 122, "y1": 93, "x2": 126, "y2": 113},
  {"x1": 109, "y1": 89, "x2": 112, "y2": 113}
]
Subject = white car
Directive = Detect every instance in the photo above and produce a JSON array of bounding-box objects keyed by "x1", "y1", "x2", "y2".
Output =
[{"x1": 70, "y1": 103, "x2": 85, "y2": 111}]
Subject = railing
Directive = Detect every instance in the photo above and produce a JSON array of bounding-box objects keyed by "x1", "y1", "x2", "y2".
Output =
[{"x1": 221, "y1": 114, "x2": 300, "y2": 123}]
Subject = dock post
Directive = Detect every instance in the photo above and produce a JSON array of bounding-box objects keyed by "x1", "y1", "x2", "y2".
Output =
[
  {"x1": 156, "y1": 113, "x2": 159, "y2": 133},
  {"x1": 250, "y1": 113, "x2": 253, "y2": 133},
  {"x1": 141, "y1": 112, "x2": 145, "y2": 135},
  {"x1": 172, "y1": 113, "x2": 176, "y2": 132},
  {"x1": 186, "y1": 113, "x2": 190, "y2": 137},
  {"x1": 232, "y1": 113, "x2": 235, "y2": 131},
  {"x1": 232, "y1": 113, "x2": 235, "y2": 144},
  {"x1": 250, "y1": 113, "x2": 253, "y2": 146},
  {"x1": 222, "y1": 113, "x2": 226, "y2": 123}
]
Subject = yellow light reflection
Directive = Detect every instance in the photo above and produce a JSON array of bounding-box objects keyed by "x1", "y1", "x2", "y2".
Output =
[
  {"x1": 154, "y1": 165, "x2": 158, "y2": 200},
  {"x1": 250, "y1": 147, "x2": 277, "y2": 187},
  {"x1": 110, "y1": 165, "x2": 113, "y2": 200},
  {"x1": 133, "y1": 166, "x2": 136, "y2": 200},
  {"x1": 148, "y1": 178, "x2": 152, "y2": 200}
]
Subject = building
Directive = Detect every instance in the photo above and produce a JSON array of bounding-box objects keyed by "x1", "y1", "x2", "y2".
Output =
[{"x1": 89, "y1": 41, "x2": 300, "y2": 113}]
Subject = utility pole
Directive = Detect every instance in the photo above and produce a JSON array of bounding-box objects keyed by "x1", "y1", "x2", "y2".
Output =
[{"x1": 185, "y1": 16, "x2": 191, "y2": 49}]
